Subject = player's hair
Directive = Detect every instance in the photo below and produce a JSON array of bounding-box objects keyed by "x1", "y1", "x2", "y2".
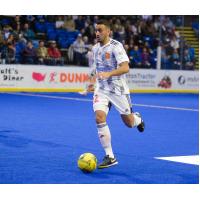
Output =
[{"x1": 96, "y1": 19, "x2": 111, "y2": 29}]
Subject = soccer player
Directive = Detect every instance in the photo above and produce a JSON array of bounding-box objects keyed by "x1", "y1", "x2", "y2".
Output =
[{"x1": 91, "y1": 20, "x2": 145, "y2": 169}]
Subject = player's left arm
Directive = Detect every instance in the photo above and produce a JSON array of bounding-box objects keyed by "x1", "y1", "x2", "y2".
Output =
[{"x1": 98, "y1": 61, "x2": 129, "y2": 79}]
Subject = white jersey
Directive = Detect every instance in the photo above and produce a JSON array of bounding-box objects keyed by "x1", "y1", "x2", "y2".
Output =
[{"x1": 92, "y1": 39, "x2": 130, "y2": 95}]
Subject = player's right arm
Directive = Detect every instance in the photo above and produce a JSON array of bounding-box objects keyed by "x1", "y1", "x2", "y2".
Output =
[
  {"x1": 98, "y1": 42, "x2": 129, "y2": 80},
  {"x1": 88, "y1": 46, "x2": 97, "y2": 78}
]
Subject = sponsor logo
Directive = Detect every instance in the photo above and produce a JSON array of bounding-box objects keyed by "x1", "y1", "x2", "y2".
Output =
[
  {"x1": 0, "y1": 68, "x2": 24, "y2": 81},
  {"x1": 126, "y1": 73, "x2": 156, "y2": 86},
  {"x1": 158, "y1": 75, "x2": 172, "y2": 89},
  {"x1": 178, "y1": 75, "x2": 186, "y2": 85},
  {"x1": 49, "y1": 72, "x2": 57, "y2": 82},
  {"x1": 32, "y1": 72, "x2": 46, "y2": 82},
  {"x1": 105, "y1": 52, "x2": 110, "y2": 60},
  {"x1": 32, "y1": 72, "x2": 89, "y2": 83},
  {"x1": 60, "y1": 73, "x2": 89, "y2": 83}
]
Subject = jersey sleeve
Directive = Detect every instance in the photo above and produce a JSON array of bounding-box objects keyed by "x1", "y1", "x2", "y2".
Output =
[{"x1": 113, "y1": 43, "x2": 129, "y2": 65}]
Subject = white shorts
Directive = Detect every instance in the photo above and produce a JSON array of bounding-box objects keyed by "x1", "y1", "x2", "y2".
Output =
[{"x1": 93, "y1": 91, "x2": 133, "y2": 115}]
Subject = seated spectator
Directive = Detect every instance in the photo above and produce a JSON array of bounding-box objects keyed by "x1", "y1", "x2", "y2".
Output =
[
  {"x1": 55, "y1": 16, "x2": 65, "y2": 29},
  {"x1": 22, "y1": 41, "x2": 37, "y2": 64},
  {"x1": 22, "y1": 23, "x2": 35, "y2": 40},
  {"x1": 2, "y1": 25, "x2": 12, "y2": 40},
  {"x1": 63, "y1": 15, "x2": 75, "y2": 31},
  {"x1": 25, "y1": 15, "x2": 35, "y2": 30},
  {"x1": 183, "y1": 49, "x2": 194, "y2": 70},
  {"x1": 75, "y1": 16, "x2": 85, "y2": 31},
  {"x1": 37, "y1": 40, "x2": 48, "y2": 65},
  {"x1": 72, "y1": 34, "x2": 88, "y2": 65},
  {"x1": 129, "y1": 45, "x2": 142, "y2": 68},
  {"x1": 5, "y1": 42, "x2": 16, "y2": 64},
  {"x1": 47, "y1": 41, "x2": 64, "y2": 66},
  {"x1": 5, "y1": 34, "x2": 15, "y2": 45},
  {"x1": 170, "y1": 49, "x2": 181, "y2": 69},
  {"x1": 161, "y1": 45, "x2": 170, "y2": 69},
  {"x1": 186, "y1": 44, "x2": 195, "y2": 61},
  {"x1": 141, "y1": 47, "x2": 151, "y2": 68},
  {"x1": 84, "y1": 24, "x2": 95, "y2": 43},
  {"x1": 11, "y1": 15, "x2": 23, "y2": 34},
  {"x1": 0, "y1": 30, "x2": 5, "y2": 46}
]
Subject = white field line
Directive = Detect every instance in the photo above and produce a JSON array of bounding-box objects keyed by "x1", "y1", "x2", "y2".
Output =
[
  {"x1": 155, "y1": 155, "x2": 199, "y2": 165},
  {"x1": 2, "y1": 92, "x2": 199, "y2": 112}
]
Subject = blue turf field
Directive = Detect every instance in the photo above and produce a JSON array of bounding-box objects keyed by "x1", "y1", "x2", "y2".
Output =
[{"x1": 0, "y1": 92, "x2": 199, "y2": 183}]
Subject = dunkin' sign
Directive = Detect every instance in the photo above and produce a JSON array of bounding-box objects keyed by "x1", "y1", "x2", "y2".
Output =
[{"x1": 32, "y1": 71, "x2": 89, "y2": 83}]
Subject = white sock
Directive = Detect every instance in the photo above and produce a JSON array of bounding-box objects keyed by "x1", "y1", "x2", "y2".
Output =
[
  {"x1": 97, "y1": 122, "x2": 114, "y2": 158},
  {"x1": 133, "y1": 113, "x2": 142, "y2": 127}
]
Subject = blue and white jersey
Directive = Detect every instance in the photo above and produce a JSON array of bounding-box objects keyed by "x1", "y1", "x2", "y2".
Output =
[{"x1": 92, "y1": 39, "x2": 130, "y2": 95}]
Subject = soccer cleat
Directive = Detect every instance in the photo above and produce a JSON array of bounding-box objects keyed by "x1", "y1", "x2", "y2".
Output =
[
  {"x1": 135, "y1": 112, "x2": 145, "y2": 132},
  {"x1": 97, "y1": 155, "x2": 118, "y2": 169}
]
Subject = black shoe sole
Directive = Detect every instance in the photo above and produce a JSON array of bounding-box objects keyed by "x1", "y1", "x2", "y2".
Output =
[{"x1": 97, "y1": 161, "x2": 118, "y2": 169}]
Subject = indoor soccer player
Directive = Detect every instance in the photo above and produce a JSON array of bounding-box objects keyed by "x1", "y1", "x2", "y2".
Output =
[{"x1": 91, "y1": 20, "x2": 145, "y2": 169}]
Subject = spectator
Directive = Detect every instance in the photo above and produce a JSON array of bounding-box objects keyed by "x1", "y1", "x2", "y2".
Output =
[
  {"x1": 170, "y1": 49, "x2": 181, "y2": 69},
  {"x1": 141, "y1": 47, "x2": 151, "y2": 68},
  {"x1": 11, "y1": 15, "x2": 23, "y2": 34},
  {"x1": 47, "y1": 41, "x2": 64, "y2": 65},
  {"x1": 75, "y1": 16, "x2": 85, "y2": 31},
  {"x1": 5, "y1": 42, "x2": 16, "y2": 64},
  {"x1": 72, "y1": 34, "x2": 88, "y2": 65},
  {"x1": 25, "y1": 15, "x2": 35, "y2": 30},
  {"x1": 183, "y1": 49, "x2": 194, "y2": 70},
  {"x1": 84, "y1": 24, "x2": 95, "y2": 43},
  {"x1": 186, "y1": 44, "x2": 195, "y2": 61},
  {"x1": 0, "y1": 29, "x2": 4, "y2": 43},
  {"x1": 129, "y1": 45, "x2": 142, "y2": 68},
  {"x1": 55, "y1": 16, "x2": 64, "y2": 29},
  {"x1": 63, "y1": 16, "x2": 75, "y2": 31},
  {"x1": 2, "y1": 25, "x2": 12, "y2": 40},
  {"x1": 23, "y1": 41, "x2": 37, "y2": 64},
  {"x1": 161, "y1": 45, "x2": 170, "y2": 69},
  {"x1": 5, "y1": 34, "x2": 15, "y2": 46},
  {"x1": 22, "y1": 23, "x2": 35, "y2": 40},
  {"x1": 37, "y1": 40, "x2": 48, "y2": 65}
]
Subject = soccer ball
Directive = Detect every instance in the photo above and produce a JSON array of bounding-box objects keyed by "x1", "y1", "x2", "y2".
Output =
[{"x1": 77, "y1": 153, "x2": 97, "y2": 173}]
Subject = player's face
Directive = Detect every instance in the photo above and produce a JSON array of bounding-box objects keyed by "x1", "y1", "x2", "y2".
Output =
[{"x1": 95, "y1": 24, "x2": 110, "y2": 44}]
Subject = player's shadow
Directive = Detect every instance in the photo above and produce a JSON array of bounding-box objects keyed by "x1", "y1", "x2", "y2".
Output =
[{"x1": 0, "y1": 130, "x2": 62, "y2": 148}]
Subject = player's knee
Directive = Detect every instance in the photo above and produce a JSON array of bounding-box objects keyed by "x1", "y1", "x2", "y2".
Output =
[{"x1": 95, "y1": 113, "x2": 106, "y2": 124}]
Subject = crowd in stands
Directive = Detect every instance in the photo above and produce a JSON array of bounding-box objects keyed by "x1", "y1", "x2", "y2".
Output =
[{"x1": 0, "y1": 15, "x2": 197, "y2": 70}]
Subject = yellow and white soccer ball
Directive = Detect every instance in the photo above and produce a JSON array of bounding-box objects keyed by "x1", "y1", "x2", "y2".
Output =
[{"x1": 77, "y1": 153, "x2": 97, "y2": 173}]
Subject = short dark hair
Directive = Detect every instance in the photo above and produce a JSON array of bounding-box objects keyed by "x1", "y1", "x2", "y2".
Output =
[{"x1": 96, "y1": 19, "x2": 110, "y2": 29}]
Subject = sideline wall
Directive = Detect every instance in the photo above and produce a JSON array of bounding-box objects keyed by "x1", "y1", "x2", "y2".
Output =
[{"x1": 0, "y1": 65, "x2": 199, "y2": 93}]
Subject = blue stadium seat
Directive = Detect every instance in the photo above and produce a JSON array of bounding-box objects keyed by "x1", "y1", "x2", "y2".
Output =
[
  {"x1": 0, "y1": 18, "x2": 11, "y2": 26},
  {"x1": 15, "y1": 42, "x2": 25, "y2": 63},
  {"x1": 35, "y1": 22, "x2": 46, "y2": 33},
  {"x1": 45, "y1": 22, "x2": 55, "y2": 32},
  {"x1": 47, "y1": 30, "x2": 57, "y2": 40}
]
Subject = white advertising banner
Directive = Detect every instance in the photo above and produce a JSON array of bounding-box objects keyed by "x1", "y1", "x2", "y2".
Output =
[
  {"x1": 0, "y1": 65, "x2": 199, "y2": 93},
  {"x1": 0, "y1": 65, "x2": 89, "y2": 92},
  {"x1": 126, "y1": 69, "x2": 199, "y2": 92}
]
